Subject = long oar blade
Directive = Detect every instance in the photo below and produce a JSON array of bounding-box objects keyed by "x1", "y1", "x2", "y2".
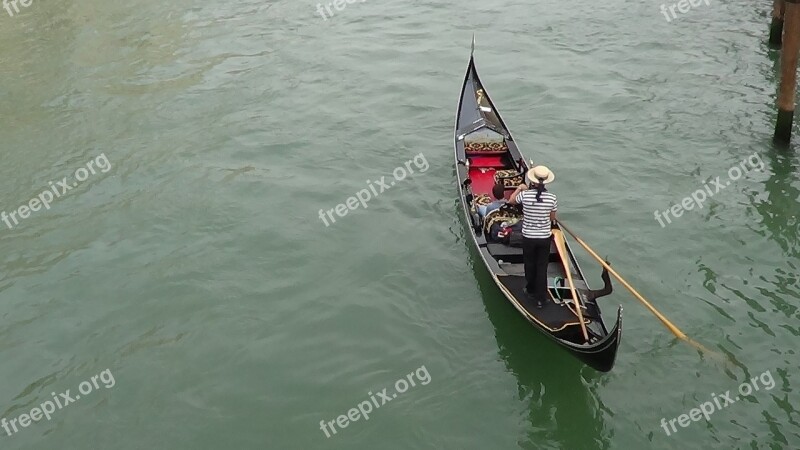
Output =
[{"x1": 552, "y1": 229, "x2": 589, "y2": 342}]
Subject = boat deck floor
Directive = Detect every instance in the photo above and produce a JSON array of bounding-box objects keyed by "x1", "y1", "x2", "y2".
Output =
[{"x1": 498, "y1": 275, "x2": 587, "y2": 332}]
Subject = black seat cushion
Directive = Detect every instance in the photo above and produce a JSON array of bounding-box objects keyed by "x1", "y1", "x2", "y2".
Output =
[
  {"x1": 486, "y1": 243, "x2": 524, "y2": 262},
  {"x1": 487, "y1": 240, "x2": 560, "y2": 264}
]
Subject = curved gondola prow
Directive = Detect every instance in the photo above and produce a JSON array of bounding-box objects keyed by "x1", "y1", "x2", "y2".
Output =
[
  {"x1": 456, "y1": 45, "x2": 515, "y2": 141},
  {"x1": 471, "y1": 34, "x2": 475, "y2": 57}
]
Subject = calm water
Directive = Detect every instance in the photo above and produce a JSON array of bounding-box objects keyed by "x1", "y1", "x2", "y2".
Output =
[{"x1": 1, "y1": 0, "x2": 799, "y2": 449}]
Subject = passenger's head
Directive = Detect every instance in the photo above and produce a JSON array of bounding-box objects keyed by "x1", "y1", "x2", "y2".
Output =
[{"x1": 492, "y1": 183, "x2": 505, "y2": 200}]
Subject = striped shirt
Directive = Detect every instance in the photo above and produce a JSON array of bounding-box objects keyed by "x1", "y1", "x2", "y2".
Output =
[{"x1": 515, "y1": 190, "x2": 557, "y2": 238}]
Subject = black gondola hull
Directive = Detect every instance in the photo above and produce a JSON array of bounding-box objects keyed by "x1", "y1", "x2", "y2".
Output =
[{"x1": 454, "y1": 41, "x2": 622, "y2": 372}]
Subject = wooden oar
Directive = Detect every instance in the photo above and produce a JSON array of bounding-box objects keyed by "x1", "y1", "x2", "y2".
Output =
[
  {"x1": 556, "y1": 220, "x2": 716, "y2": 356},
  {"x1": 552, "y1": 229, "x2": 590, "y2": 342}
]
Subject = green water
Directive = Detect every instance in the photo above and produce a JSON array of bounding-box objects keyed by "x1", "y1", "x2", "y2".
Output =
[{"x1": 1, "y1": 0, "x2": 799, "y2": 449}]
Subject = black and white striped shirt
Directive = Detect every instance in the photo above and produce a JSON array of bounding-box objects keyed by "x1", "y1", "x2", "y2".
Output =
[{"x1": 515, "y1": 190, "x2": 557, "y2": 238}]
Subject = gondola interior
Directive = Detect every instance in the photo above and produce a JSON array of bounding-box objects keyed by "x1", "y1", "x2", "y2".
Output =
[{"x1": 460, "y1": 134, "x2": 609, "y2": 344}]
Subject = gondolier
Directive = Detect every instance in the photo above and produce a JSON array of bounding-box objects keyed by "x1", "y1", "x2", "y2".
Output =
[{"x1": 509, "y1": 165, "x2": 557, "y2": 308}]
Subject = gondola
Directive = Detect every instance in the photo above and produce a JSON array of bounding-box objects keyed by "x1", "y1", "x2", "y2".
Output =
[{"x1": 454, "y1": 39, "x2": 623, "y2": 372}]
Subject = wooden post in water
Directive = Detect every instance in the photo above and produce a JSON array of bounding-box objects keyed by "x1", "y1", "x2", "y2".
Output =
[
  {"x1": 774, "y1": 0, "x2": 800, "y2": 144},
  {"x1": 771, "y1": 0, "x2": 786, "y2": 48}
]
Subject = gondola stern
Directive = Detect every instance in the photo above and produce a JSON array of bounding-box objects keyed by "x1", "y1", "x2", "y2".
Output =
[
  {"x1": 590, "y1": 305, "x2": 623, "y2": 372},
  {"x1": 559, "y1": 305, "x2": 622, "y2": 372}
]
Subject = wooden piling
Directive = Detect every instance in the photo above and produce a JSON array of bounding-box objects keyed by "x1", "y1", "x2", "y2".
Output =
[
  {"x1": 771, "y1": 0, "x2": 786, "y2": 48},
  {"x1": 774, "y1": 0, "x2": 800, "y2": 144}
]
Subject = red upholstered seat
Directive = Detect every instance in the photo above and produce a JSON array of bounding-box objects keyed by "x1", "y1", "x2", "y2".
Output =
[
  {"x1": 468, "y1": 167, "x2": 497, "y2": 196},
  {"x1": 469, "y1": 156, "x2": 506, "y2": 168}
]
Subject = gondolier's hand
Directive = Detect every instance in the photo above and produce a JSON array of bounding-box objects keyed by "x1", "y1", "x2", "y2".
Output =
[{"x1": 508, "y1": 183, "x2": 527, "y2": 205}]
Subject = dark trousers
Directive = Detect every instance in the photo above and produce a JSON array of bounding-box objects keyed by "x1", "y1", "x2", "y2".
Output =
[{"x1": 522, "y1": 236, "x2": 551, "y2": 302}]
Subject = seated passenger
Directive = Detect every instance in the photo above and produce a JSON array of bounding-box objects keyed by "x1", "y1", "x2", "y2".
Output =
[{"x1": 478, "y1": 183, "x2": 507, "y2": 217}]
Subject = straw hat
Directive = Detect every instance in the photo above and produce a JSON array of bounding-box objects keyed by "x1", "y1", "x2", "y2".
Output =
[{"x1": 527, "y1": 165, "x2": 555, "y2": 185}]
